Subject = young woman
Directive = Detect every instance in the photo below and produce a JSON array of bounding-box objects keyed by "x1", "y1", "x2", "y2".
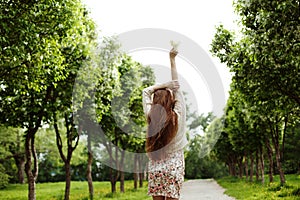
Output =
[{"x1": 142, "y1": 48, "x2": 188, "y2": 200}]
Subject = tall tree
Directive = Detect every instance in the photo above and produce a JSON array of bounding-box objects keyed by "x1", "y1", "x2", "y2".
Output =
[
  {"x1": 129, "y1": 65, "x2": 155, "y2": 189},
  {"x1": 98, "y1": 54, "x2": 155, "y2": 193},
  {"x1": 213, "y1": 128, "x2": 238, "y2": 176},
  {"x1": 74, "y1": 36, "x2": 123, "y2": 199},
  {"x1": 234, "y1": 0, "x2": 300, "y2": 106},
  {"x1": 0, "y1": 1, "x2": 97, "y2": 199},
  {"x1": 49, "y1": 4, "x2": 97, "y2": 200},
  {"x1": 211, "y1": 0, "x2": 299, "y2": 185}
]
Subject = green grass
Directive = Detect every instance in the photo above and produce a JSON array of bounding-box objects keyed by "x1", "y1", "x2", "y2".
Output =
[
  {"x1": 217, "y1": 174, "x2": 300, "y2": 200},
  {"x1": 0, "y1": 181, "x2": 151, "y2": 200}
]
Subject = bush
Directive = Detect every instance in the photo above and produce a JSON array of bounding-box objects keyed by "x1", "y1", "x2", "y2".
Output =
[{"x1": 0, "y1": 165, "x2": 9, "y2": 189}]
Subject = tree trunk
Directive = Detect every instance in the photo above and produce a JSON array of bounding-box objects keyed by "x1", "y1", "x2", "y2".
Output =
[
  {"x1": 255, "y1": 150, "x2": 259, "y2": 181},
  {"x1": 227, "y1": 163, "x2": 231, "y2": 176},
  {"x1": 138, "y1": 155, "x2": 144, "y2": 187},
  {"x1": 238, "y1": 156, "x2": 243, "y2": 179},
  {"x1": 13, "y1": 130, "x2": 26, "y2": 184},
  {"x1": 120, "y1": 171, "x2": 125, "y2": 193},
  {"x1": 271, "y1": 123, "x2": 285, "y2": 185},
  {"x1": 274, "y1": 147, "x2": 285, "y2": 185},
  {"x1": 228, "y1": 162, "x2": 235, "y2": 176},
  {"x1": 230, "y1": 161, "x2": 236, "y2": 177},
  {"x1": 54, "y1": 113, "x2": 80, "y2": 200},
  {"x1": 244, "y1": 153, "x2": 249, "y2": 181},
  {"x1": 250, "y1": 153, "x2": 254, "y2": 182},
  {"x1": 139, "y1": 172, "x2": 144, "y2": 188},
  {"x1": 106, "y1": 141, "x2": 118, "y2": 193},
  {"x1": 64, "y1": 162, "x2": 71, "y2": 200},
  {"x1": 25, "y1": 132, "x2": 38, "y2": 200},
  {"x1": 87, "y1": 136, "x2": 94, "y2": 200},
  {"x1": 134, "y1": 154, "x2": 138, "y2": 189},
  {"x1": 14, "y1": 156, "x2": 25, "y2": 184},
  {"x1": 274, "y1": 140, "x2": 285, "y2": 184},
  {"x1": 265, "y1": 139, "x2": 274, "y2": 183},
  {"x1": 281, "y1": 116, "x2": 288, "y2": 163},
  {"x1": 111, "y1": 179, "x2": 116, "y2": 193},
  {"x1": 27, "y1": 174, "x2": 36, "y2": 200},
  {"x1": 259, "y1": 146, "x2": 265, "y2": 184},
  {"x1": 119, "y1": 150, "x2": 125, "y2": 193},
  {"x1": 233, "y1": 157, "x2": 237, "y2": 177},
  {"x1": 109, "y1": 167, "x2": 117, "y2": 193}
]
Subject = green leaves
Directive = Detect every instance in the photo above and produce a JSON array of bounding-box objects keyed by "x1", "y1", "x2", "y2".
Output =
[
  {"x1": 210, "y1": 25, "x2": 235, "y2": 64},
  {"x1": 0, "y1": 0, "x2": 98, "y2": 127},
  {"x1": 211, "y1": 0, "x2": 300, "y2": 182}
]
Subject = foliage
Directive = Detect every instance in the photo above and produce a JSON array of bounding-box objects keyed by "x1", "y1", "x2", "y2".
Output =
[
  {"x1": 0, "y1": 165, "x2": 9, "y2": 189},
  {"x1": 97, "y1": 53, "x2": 155, "y2": 159},
  {"x1": 185, "y1": 114, "x2": 228, "y2": 179},
  {"x1": 188, "y1": 112, "x2": 215, "y2": 132},
  {"x1": 35, "y1": 126, "x2": 87, "y2": 183},
  {"x1": 0, "y1": 0, "x2": 96, "y2": 126},
  {"x1": 211, "y1": 0, "x2": 300, "y2": 184},
  {"x1": 283, "y1": 121, "x2": 300, "y2": 174},
  {"x1": 0, "y1": 126, "x2": 24, "y2": 184},
  {"x1": 0, "y1": 0, "x2": 98, "y2": 198},
  {"x1": 185, "y1": 140, "x2": 228, "y2": 179},
  {"x1": 95, "y1": 53, "x2": 155, "y2": 192}
]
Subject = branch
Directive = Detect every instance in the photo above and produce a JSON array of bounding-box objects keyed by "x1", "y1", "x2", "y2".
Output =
[
  {"x1": 71, "y1": 114, "x2": 80, "y2": 152},
  {"x1": 53, "y1": 113, "x2": 67, "y2": 163},
  {"x1": 31, "y1": 135, "x2": 38, "y2": 178}
]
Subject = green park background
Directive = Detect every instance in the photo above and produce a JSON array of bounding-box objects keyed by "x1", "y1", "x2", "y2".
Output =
[{"x1": 0, "y1": 0, "x2": 299, "y2": 199}]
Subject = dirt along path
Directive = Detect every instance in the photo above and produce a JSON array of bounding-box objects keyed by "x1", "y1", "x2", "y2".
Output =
[{"x1": 180, "y1": 179, "x2": 235, "y2": 200}]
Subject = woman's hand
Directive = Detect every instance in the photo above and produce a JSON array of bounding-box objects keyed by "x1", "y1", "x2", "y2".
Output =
[
  {"x1": 169, "y1": 48, "x2": 178, "y2": 60},
  {"x1": 164, "y1": 80, "x2": 180, "y2": 91}
]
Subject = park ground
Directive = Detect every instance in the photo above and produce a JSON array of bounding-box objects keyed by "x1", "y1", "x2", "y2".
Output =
[
  {"x1": 181, "y1": 179, "x2": 235, "y2": 200},
  {"x1": 0, "y1": 174, "x2": 299, "y2": 199}
]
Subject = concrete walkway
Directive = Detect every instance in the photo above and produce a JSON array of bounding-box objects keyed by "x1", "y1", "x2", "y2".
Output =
[{"x1": 180, "y1": 179, "x2": 235, "y2": 200}]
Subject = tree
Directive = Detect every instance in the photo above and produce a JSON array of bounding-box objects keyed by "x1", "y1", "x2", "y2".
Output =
[
  {"x1": 49, "y1": 4, "x2": 97, "y2": 199},
  {"x1": 185, "y1": 113, "x2": 229, "y2": 179},
  {"x1": 213, "y1": 127, "x2": 238, "y2": 177},
  {"x1": 98, "y1": 55, "x2": 155, "y2": 193},
  {"x1": 73, "y1": 36, "x2": 123, "y2": 198},
  {"x1": 284, "y1": 120, "x2": 300, "y2": 174},
  {"x1": 129, "y1": 65, "x2": 155, "y2": 189},
  {"x1": 35, "y1": 126, "x2": 87, "y2": 183},
  {"x1": 211, "y1": 0, "x2": 299, "y2": 185},
  {"x1": 234, "y1": 0, "x2": 300, "y2": 106},
  {"x1": 0, "y1": 1, "x2": 97, "y2": 199}
]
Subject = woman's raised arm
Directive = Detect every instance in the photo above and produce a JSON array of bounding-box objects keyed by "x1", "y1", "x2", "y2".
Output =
[{"x1": 169, "y1": 48, "x2": 178, "y2": 81}]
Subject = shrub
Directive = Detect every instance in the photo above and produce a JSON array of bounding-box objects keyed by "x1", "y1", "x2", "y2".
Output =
[{"x1": 0, "y1": 165, "x2": 9, "y2": 189}]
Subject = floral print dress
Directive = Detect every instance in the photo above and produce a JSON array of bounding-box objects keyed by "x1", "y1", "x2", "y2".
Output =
[{"x1": 148, "y1": 149, "x2": 185, "y2": 199}]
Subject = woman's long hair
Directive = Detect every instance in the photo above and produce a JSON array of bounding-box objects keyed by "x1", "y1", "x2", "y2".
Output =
[{"x1": 146, "y1": 89, "x2": 178, "y2": 160}]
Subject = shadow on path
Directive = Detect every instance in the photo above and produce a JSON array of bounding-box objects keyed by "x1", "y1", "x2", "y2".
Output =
[{"x1": 181, "y1": 179, "x2": 235, "y2": 200}]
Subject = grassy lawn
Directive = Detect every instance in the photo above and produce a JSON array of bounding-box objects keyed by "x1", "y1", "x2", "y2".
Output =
[
  {"x1": 0, "y1": 180, "x2": 151, "y2": 200},
  {"x1": 217, "y1": 174, "x2": 300, "y2": 200}
]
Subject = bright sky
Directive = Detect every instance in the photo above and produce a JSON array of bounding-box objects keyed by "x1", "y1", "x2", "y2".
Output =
[{"x1": 83, "y1": 0, "x2": 239, "y2": 117}]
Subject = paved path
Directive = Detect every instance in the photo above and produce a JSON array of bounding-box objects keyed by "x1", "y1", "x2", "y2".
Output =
[{"x1": 180, "y1": 179, "x2": 235, "y2": 200}]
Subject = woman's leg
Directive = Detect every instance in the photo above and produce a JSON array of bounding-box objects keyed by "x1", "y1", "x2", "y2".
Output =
[{"x1": 152, "y1": 196, "x2": 165, "y2": 200}]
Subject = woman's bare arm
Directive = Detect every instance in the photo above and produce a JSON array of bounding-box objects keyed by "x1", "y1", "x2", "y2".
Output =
[{"x1": 170, "y1": 48, "x2": 178, "y2": 81}]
